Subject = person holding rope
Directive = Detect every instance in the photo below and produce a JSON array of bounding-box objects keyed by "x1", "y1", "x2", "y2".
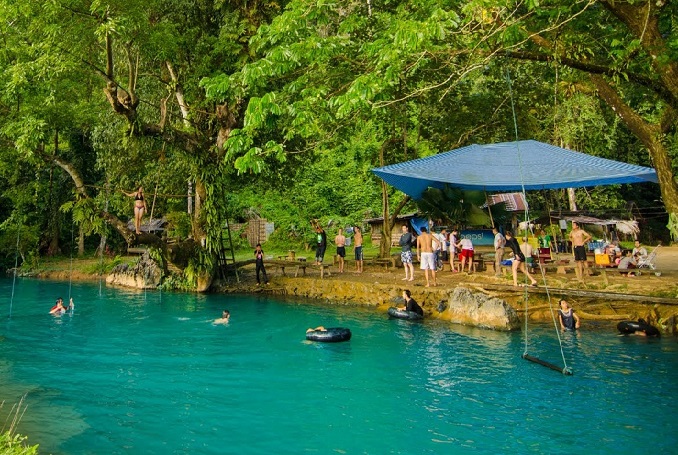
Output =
[{"x1": 123, "y1": 186, "x2": 148, "y2": 235}]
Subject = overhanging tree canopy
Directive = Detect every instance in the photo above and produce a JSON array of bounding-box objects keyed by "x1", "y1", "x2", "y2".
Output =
[{"x1": 372, "y1": 140, "x2": 658, "y2": 199}]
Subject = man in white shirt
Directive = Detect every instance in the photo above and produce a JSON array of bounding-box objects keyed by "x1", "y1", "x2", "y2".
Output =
[
  {"x1": 492, "y1": 227, "x2": 505, "y2": 277},
  {"x1": 433, "y1": 229, "x2": 446, "y2": 271}
]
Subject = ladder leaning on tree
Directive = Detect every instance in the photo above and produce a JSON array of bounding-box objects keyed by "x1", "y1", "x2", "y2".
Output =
[{"x1": 217, "y1": 217, "x2": 239, "y2": 282}]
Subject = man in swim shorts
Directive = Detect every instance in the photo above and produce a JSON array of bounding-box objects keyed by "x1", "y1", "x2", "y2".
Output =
[
  {"x1": 399, "y1": 224, "x2": 415, "y2": 281},
  {"x1": 569, "y1": 221, "x2": 591, "y2": 281},
  {"x1": 334, "y1": 228, "x2": 346, "y2": 273},
  {"x1": 353, "y1": 226, "x2": 363, "y2": 273},
  {"x1": 416, "y1": 227, "x2": 440, "y2": 287}
]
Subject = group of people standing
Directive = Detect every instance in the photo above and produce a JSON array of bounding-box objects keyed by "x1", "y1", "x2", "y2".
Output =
[
  {"x1": 398, "y1": 225, "x2": 476, "y2": 287},
  {"x1": 312, "y1": 222, "x2": 364, "y2": 273}
]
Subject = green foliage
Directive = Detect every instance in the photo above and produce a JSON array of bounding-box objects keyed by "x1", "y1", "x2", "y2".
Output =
[
  {"x1": 0, "y1": 431, "x2": 38, "y2": 455},
  {"x1": 418, "y1": 186, "x2": 507, "y2": 227},
  {"x1": 81, "y1": 255, "x2": 125, "y2": 275},
  {"x1": 163, "y1": 211, "x2": 192, "y2": 240}
]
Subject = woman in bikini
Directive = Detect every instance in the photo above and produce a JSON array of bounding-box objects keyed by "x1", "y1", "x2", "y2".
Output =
[{"x1": 124, "y1": 186, "x2": 147, "y2": 234}]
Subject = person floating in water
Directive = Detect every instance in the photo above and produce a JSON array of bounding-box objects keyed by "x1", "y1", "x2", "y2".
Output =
[
  {"x1": 214, "y1": 310, "x2": 230, "y2": 324},
  {"x1": 397, "y1": 290, "x2": 424, "y2": 317},
  {"x1": 123, "y1": 186, "x2": 147, "y2": 235},
  {"x1": 306, "y1": 326, "x2": 327, "y2": 333},
  {"x1": 558, "y1": 299, "x2": 580, "y2": 331},
  {"x1": 49, "y1": 297, "x2": 67, "y2": 315}
]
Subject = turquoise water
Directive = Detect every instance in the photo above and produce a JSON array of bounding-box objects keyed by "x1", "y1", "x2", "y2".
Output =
[{"x1": 1, "y1": 278, "x2": 677, "y2": 454}]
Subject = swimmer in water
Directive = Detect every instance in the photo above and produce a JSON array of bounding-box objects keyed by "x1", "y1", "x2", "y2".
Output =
[
  {"x1": 49, "y1": 298, "x2": 67, "y2": 315},
  {"x1": 214, "y1": 310, "x2": 230, "y2": 324}
]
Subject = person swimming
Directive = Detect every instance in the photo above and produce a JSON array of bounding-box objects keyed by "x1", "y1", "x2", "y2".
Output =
[
  {"x1": 214, "y1": 310, "x2": 230, "y2": 324},
  {"x1": 50, "y1": 298, "x2": 67, "y2": 315}
]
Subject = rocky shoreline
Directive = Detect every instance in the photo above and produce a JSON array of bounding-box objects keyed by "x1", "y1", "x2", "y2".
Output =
[{"x1": 33, "y1": 252, "x2": 678, "y2": 334}]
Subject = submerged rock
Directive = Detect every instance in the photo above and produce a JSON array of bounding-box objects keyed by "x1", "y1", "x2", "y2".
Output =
[
  {"x1": 446, "y1": 287, "x2": 521, "y2": 331},
  {"x1": 107, "y1": 252, "x2": 162, "y2": 290}
]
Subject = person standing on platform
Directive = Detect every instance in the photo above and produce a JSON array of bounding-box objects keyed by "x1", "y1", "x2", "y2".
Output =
[
  {"x1": 569, "y1": 221, "x2": 592, "y2": 281},
  {"x1": 254, "y1": 243, "x2": 269, "y2": 286},
  {"x1": 123, "y1": 186, "x2": 147, "y2": 235},
  {"x1": 492, "y1": 227, "x2": 506, "y2": 277},
  {"x1": 399, "y1": 224, "x2": 415, "y2": 281},
  {"x1": 353, "y1": 226, "x2": 364, "y2": 273},
  {"x1": 455, "y1": 235, "x2": 475, "y2": 273},
  {"x1": 334, "y1": 228, "x2": 346, "y2": 273},
  {"x1": 449, "y1": 228, "x2": 459, "y2": 273},
  {"x1": 314, "y1": 223, "x2": 327, "y2": 265},
  {"x1": 416, "y1": 227, "x2": 440, "y2": 287}
]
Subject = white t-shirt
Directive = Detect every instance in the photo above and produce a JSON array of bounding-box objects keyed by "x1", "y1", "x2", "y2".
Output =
[
  {"x1": 433, "y1": 233, "x2": 445, "y2": 251},
  {"x1": 459, "y1": 238, "x2": 473, "y2": 251},
  {"x1": 494, "y1": 232, "x2": 506, "y2": 249}
]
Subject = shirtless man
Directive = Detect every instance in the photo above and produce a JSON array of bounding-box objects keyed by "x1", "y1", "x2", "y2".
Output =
[
  {"x1": 569, "y1": 222, "x2": 592, "y2": 281},
  {"x1": 353, "y1": 226, "x2": 363, "y2": 273},
  {"x1": 334, "y1": 228, "x2": 346, "y2": 273},
  {"x1": 214, "y1": 310, "x2": 230, "y2": 324},
  {"x1": 416, "y1": 227, "x2": 440, "y2": 287}
]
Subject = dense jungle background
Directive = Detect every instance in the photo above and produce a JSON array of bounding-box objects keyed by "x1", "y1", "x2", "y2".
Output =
[{"x1": 1, "y1": 0, "x2": 676, "y2": 282}]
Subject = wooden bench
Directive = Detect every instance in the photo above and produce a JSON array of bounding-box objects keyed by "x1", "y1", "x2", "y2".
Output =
[
  {"x1": 556, "y1": 262, "x2": 593, "y2": 275},
  {"x1": 372, "y1": 257, "x2": 396, "y2": 270},
  {"x1": 267, "y1": 260, "x2": 331, "y2": 279}
]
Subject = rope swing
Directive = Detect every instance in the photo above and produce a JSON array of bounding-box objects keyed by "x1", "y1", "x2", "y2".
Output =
[
  {"x1": 8, "y1": 224, "x2": 20, "y2": 319},
  {"x1": 506, "y1": 69, "x2": 572, "y2": 376}
]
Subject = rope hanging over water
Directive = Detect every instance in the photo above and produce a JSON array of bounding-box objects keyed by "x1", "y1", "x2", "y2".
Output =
[
  {"x1": 68, "y1": 219, "x2": 74, "y2": 312},
  {"x1": 506, "y1": 69, "x2": 572, "y2": 376},
  {"x1": 8, "y1": 225, "x2": 20, "y2": 319}
]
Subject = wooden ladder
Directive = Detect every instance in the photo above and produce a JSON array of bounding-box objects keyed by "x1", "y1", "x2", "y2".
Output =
[{"x1": 217, "y1": 219, "x2": 239, "y2": 282}]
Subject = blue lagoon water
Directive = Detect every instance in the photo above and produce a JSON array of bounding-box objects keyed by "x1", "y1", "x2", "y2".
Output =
[{"x1": 1, "y1": 278, "x2": 677, "y2": 454}]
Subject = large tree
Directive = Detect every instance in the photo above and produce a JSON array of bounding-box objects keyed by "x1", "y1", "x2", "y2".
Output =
[{"x1": 456, "y1": 0, "x2": 677, "y2": 233}]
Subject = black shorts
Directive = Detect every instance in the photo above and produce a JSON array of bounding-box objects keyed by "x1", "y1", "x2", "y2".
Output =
[
  {"x1": 574, "y1": 245, "x2": 587, "y2": 261},
  {"x1": 337, "y1": 246, "x2": 346, "y2": 258}
]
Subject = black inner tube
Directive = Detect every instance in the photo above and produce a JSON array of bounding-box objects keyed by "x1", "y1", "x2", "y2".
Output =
[
  {"x1": 388, "y1": 307, "x2": 423, "y2": 320},
  {"x1": 305, "y1": 327, "x2": 351, "y2": 342}
]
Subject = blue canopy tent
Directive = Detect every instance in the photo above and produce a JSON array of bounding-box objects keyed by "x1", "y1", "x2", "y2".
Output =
[{"x1": 372, "y1": 140, "x2": 658, "y2": 199}]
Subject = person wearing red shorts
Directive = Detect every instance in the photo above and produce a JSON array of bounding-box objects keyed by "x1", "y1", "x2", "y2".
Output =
[{"x1": 455, "y1": 236, "x2": 474, "y2": 273}]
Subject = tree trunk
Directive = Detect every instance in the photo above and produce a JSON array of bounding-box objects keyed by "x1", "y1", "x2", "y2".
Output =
[
  {"x1": 379, "y1": 180, "x2": 391, "y2": 258},
  {"x1": 590, "y1": 74, "x2": 678, "y2": 216},
  {"x1": 78, "y1": 225, "x2": 85, "y2": 257},
  {"x1": 567, "y1": 188, "x2": 578, "y2": 212}
]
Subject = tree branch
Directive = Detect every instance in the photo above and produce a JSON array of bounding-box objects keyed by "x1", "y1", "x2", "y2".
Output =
[{"x1": 503, "y1": 50, "x2": 674, "y2": 106}]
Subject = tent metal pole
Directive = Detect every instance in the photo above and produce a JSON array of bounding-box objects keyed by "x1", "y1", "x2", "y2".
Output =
[{"x1": 485, "y1": 190, "x2": 495, "y2": 228}]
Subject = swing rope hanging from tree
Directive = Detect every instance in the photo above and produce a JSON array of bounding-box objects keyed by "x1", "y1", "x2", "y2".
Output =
[{"x1": 506, "y1": 68, "x2": 573, "y2": 376}]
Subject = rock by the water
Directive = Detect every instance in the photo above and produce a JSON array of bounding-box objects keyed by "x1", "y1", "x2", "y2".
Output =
[
  {"x1": 106, "y1": 252, "x2": 162, "y2": 289},
  {"x1": 446, "y1": 287, "x2": 520, "y2": 331}
]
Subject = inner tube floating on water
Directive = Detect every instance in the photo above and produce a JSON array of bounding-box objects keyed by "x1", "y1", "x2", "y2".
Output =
[
  {"x1": 305, "y1": 327, "x2": 352, "y2": 343},
  {"x1": 617, "y1": 320, "x2": 660, "y2": 337},
  {"x1": 387, "y1": 307, "x2": 423, "y2": 321}
]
